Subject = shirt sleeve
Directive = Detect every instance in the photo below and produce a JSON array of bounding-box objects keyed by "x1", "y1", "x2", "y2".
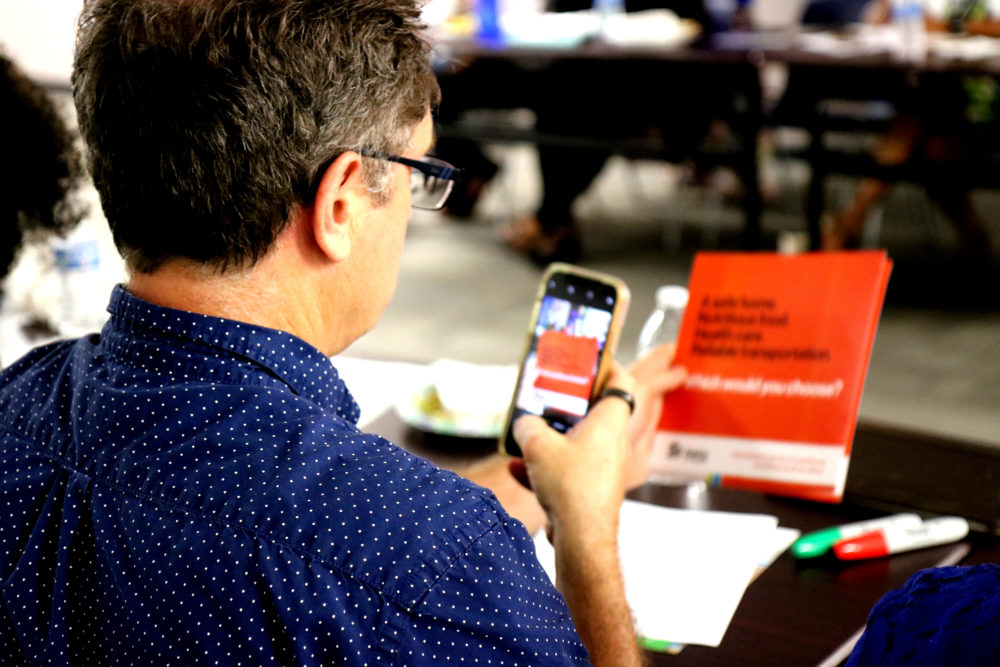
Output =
[
  {"x1": 391, "y1": 515, "x2": 590, "y2": 665},
  {"x1": 846, "y1": 564, "x2": 1000, "y2": 666}
]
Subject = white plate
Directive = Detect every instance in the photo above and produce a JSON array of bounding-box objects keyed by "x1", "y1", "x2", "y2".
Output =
[{"x1": 395, "y1": 383, "x2": 507, "y2": 438}]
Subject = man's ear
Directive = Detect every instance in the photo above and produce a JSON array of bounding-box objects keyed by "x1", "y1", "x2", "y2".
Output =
[{"x1": 311, "y1": 151, "x2": 368, "y2": 262}]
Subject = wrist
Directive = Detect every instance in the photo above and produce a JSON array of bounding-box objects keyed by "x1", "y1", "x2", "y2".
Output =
[
  {"x1": 550, "y1": 512, "x2": 619, "y2": 555},
  {"x1": 540, "y1": 484, "x2": 625, "y2": 549},
  {"x1": 552, "y1": 531, "x2": 640, "y2": 666},
  {"x1": 552, "y1": 519, "x2": 623, "y2": 614}
]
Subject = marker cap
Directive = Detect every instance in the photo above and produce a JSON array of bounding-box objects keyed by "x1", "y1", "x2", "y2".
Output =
[
  {"x1": 791, "y1": 527, "x2": 842, "y2": 558},
  {"x1": 833, "y1": 532, "x2": 889, "y2": 560},
  {"x1": 791, "y1": 513, "x2": 922, "y2": 559},
  {"x1": 834, "y1": 516, "x2": 970, "y2": 561}
]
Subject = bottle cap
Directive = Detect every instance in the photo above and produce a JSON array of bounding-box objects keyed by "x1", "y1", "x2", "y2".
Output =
[{"x1": 655, "y1": 285, "x2": 689, "y2": 310}]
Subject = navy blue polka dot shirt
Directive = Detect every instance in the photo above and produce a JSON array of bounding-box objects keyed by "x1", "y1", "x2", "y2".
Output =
[{"x1": 0, "y1": 286, "x2": 588, "y2": 666}]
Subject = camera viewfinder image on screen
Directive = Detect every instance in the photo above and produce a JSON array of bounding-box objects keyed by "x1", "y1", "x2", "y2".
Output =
[
  {"x1": 511, "y1": 284, "x2": 615, "y2": 435},
  {"x1": 501, "y1": 266, "x2": 626, "y2": 458}
]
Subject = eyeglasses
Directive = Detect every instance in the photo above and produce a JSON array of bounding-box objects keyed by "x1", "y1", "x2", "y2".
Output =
[{"x1": 364, "y1": 152, "x2": 458, "y2": 211}]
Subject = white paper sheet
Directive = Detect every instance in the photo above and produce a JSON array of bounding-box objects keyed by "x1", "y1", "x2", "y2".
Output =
[{"x1": 533, "y1": 500, "x2": 795, "y2": 648}]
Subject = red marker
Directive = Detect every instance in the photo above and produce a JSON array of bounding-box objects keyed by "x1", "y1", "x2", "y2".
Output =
[{"x1": 833, "y1": 516, "x2": 969, "y2": 560}]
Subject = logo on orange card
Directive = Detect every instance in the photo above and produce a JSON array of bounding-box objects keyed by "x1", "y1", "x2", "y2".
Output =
[{"x1": 534, "y1": 330, "x2": 599, "y2": 400}]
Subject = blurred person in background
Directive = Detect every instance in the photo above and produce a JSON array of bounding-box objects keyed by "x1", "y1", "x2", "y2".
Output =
[
  {"x1": 0, "y1": 53, "x2": 83, "y2": 298},
  {"x1": 788, "y1": 0, "x2": 999, "y2": 256},
  {"x1": 496, "y1": 0, "x2": 722, "y2": 264},
  {"x1": 435, "y1": 0, "x2": 727, "y2": 264}
]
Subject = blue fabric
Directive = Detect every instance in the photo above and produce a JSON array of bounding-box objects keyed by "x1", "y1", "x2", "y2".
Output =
[
  {"x1": 802, "y1": 0, "x2": 871, "y2": 26},
  {"x1": 0, "y1": 285, "x2": 587, "y2": 666},
  {"x1": 847, "y1": 564, "x2": 1000, "y2": 666}
]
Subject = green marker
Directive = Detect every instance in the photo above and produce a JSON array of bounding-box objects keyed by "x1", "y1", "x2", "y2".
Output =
[
  {"x1": 791, "y1": 513, "x2": 923, "y2": 559},
  {"x1": 638, "y1": 637, "x2": 683, "y2": 653}
]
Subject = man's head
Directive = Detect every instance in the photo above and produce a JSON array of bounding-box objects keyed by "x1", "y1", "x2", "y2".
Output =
[{"x1": 73, "y1": 0, "x2": 440, "y2": 274}]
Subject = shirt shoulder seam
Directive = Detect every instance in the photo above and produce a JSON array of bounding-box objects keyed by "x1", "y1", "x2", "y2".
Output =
[{"x1": 410, "y1": 506, "x2": 507, "y2": 610}]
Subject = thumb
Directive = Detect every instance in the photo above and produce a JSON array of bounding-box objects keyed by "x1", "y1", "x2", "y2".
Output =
[{"x1": 512, "y1": 414, "x2": 558, "y2": 460}]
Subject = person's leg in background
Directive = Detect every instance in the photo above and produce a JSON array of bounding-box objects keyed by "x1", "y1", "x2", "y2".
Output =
[
  {"x1": 822, "y1": 114, "x2": 920, "y2": 250},
  {"x1": 823, "y1": 72, "x2": 996, "y2": 256},
  {"x1": 495, "y1": 0, "x2": 720, "y2": 264},
  {"x1": 499, "y1": 142, "x2": 607, "y2": 264},
  {"x1": 433, "y1": 58, "x2": 536, "y2": 219},
  {"x1": 921, "y1": 132, "x2": 994, "y2": 258},
  {"x1": 497, "y1": 57, "x2": 630, "y2": 265},
  {"x1": 499, "y1": 56, "x2": 734, "y2": 265}
]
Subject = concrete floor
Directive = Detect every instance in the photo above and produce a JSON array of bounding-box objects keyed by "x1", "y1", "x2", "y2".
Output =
[{"x1": 347, "y1": 147, "x2": 1000, "y2": 446}]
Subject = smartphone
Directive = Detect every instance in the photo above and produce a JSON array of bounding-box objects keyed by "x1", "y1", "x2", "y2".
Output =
[{"x1": 500, "y1": 263, "x2": 630, "y2": 457}]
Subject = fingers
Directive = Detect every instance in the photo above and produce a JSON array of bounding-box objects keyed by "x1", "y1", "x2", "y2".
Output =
[
  {"x1": 629, "y1": 342, "x2": 677, "y2": 378},
  {"x1": 590, "y1": 361, "x2": 637, "y2": 419},
  {"x1": 508, "y1": 364, "x2": 636, "y2": 544},
  {"x1": 511, "y1": 362, "x2": 636, "y2": 462},
  {"x1": 629, "y1": 343, "x2": 687, "y2": 395},
  {"x1": 643, "y1": 365, "x2": 688, "y2": 395}
]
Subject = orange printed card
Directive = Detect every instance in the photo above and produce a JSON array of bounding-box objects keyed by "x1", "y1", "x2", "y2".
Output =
[
  {"x1": 650, "y1": 251, "x2": 892, "y2": 502},
  {"x1": 533, "y1": 330, "x2": 599, "y2": 401}
]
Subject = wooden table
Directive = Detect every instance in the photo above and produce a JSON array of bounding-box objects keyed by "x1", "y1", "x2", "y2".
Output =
[
  {"x1": 433, "y1": 28, "x2": 1000, "y2": 250},
  {"x1": 433, "y1": 33, "x2": 766, "y2": 247},
  {"x1": 367, "y1": 410, "x2": 1000, "y2": 665}
]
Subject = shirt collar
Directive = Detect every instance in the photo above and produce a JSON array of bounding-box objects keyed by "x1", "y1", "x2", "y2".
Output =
[{"x1": 106, "y1": 284, "x2": 360, "y2": 421}]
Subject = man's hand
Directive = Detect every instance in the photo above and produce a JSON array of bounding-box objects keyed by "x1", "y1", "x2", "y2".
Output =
[
  {"x1": 505, "y1": 346, "x2": 685, "y2": 665},
  {"x1": 508, "y1": 363, "x2": 640, "y2": 665},
  {"x1": 508, "y1": 343, "x2": 687, "y2": 517},
  {"x1": 624, "y1": 342, "x2": 687, "y2": 489},
  {"x1": 510, "y1": 363, "x2": 636, "y2": 543}
]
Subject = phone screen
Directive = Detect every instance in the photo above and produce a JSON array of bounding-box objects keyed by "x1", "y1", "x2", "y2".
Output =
[{"x1": 503, "y1": 270, "x2": 619, "y2": 456}]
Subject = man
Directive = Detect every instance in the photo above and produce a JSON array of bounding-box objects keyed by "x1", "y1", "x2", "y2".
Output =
[{"x1": 0, "y1": 0, "x2": 684, "y2": 664}]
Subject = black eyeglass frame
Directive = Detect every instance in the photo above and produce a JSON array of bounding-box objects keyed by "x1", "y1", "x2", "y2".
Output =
[{"x1": 361, "y1": 151, "x2": 460, "y2": 211}]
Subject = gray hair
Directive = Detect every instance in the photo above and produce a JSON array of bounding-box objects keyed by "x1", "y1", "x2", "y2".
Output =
[{"x1": 73, "y1": 0, "x2": 440, "y2": 273}]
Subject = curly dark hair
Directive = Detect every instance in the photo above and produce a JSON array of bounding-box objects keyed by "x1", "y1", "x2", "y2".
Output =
[
  {"x1": 0, "y1": 54, "x2": 84, "y2": 280},
  {"x1": 73, "y1": 0, "x2": 440, "y2": 274}
]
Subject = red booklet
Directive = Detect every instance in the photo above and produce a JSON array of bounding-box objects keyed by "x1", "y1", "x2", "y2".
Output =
[{"x1": 649, "y1": 251, "x2": 893, "y2": 502}]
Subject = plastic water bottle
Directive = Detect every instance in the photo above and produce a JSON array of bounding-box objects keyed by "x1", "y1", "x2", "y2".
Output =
[
  {"x1": 892, "y1": 0, "x2": 927, "y2": 62},
  {"x1": 636, "y1": 285, "x2": 689, "y2": 360},
  {"x1": 593, "y1": 0, "x2": 625, "y2": 37},
  {"x1": 704, "y1": 0, "x2": 737, "y2": 32},
  {"x1": 476, "y1": 0, "x2": 503, "y2": 43},
  {"x1": 990, "y1": 0, "x2": 1000, "y2": 21},
  {"x1": 52, "y1": 236, "x2": 108, "y2": 336}
]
